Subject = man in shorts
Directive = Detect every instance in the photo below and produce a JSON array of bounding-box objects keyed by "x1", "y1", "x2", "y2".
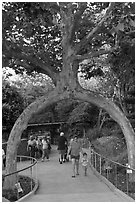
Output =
[
  {"x1": 58, "y1": 132, "x2": 67, "y2": 164},
  {"x1": 68, "y1": 136, "x2": 83, "y2": 178}
]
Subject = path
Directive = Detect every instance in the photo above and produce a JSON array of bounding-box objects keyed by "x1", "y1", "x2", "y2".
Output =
[{"x1": 22, "y1": 146, "x2": 133, "y2": 202}]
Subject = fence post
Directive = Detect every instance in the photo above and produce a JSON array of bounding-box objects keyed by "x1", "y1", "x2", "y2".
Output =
[
  {"x1": 30, "y1": 166, "x2": 33, "y2": 191},
  {"x1": 126, "y1": 170, "x2": 129, "y2": 195},
  {"x1": 115, "y1": 164, "x2": 118, "y2": 187},
  {"x1": 95, "y1": 154, "x2": 96, "y2": 170},
  {"x1": 100, "y1": 156, "x2": 102, "y2": 174},
  {"x1": 35, "y1": 161, "x2": 38, "y2": 183},
  {"x1": 30, "y1": 157, "x2": 33, "y2": 191}
]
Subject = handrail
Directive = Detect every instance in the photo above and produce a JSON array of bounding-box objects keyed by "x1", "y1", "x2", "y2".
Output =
[
  {"x1": 91, "y1": 148, "x2": 135, "y2": 171},
  {"x1": 81, "y1": 138, "x2": 135, "y2": 199},
  {"x1": 3, "y1": 155, "x2": 37, "y2": 178},
  {"x1": 90, "y1": 148, "x2": 135, "y2": 199},
  {"x1": 2, "y1": 155, "x2": 38, "y2": 201}
]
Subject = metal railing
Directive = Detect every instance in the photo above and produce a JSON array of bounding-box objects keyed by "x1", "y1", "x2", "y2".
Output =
[
  {"x1": 2, "y1": 155, "x2": 38, "y2": 201},
  {"x1": 90, "y1": 148, "x2": 135, "y2": 199}
]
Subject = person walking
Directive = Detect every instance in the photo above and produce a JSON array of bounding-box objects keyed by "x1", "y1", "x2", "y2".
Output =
[
  {"x1": 47, "y1": 133, "x2": 51, "y2": 154},
  {"x1": 57, "y1": 132, "x2": 67, "y2": 164},
  {"x1": 68, "y1": 135, "x2": 83, "y2": 178},
  {"x1": 37, "y1": 137, "x2": 43, "y2": 158},
  {"x1": 27, "y1": 136, "x2": 37, "y2": 159},
  {"x1": 41, "y1": 136, "x2": 50, "y2": 162},
  {"x1": 81, "y1": 152, "x2": 89, "y2": 176}
]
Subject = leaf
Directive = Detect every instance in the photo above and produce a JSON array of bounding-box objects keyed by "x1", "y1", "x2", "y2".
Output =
[
  {"x1": 129, "y1": 19, "x2": 135, "y2": 27},
  {"x1": 115, "y1": 23, "x2": 124, "y2": 32},
  {"x1": 110, "y1": 27, "x2": 116, "y2": 36}
]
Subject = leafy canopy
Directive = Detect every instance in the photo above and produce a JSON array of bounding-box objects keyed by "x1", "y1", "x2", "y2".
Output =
[
  {"x1": 2, "y1": 2, "x2": 134, "y2": 79},
  {"x1": 2, "y1": 80, "x2": 25, "y2": 127}
]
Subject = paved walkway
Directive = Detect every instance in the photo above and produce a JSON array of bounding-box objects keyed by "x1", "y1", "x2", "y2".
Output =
[{"x1": 22, "y1": 146, "x2": 133, "y2": 202}]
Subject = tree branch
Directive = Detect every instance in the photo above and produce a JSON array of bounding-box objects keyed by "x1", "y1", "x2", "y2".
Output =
[
  {"x1": 86, "y1": 2, "x2": 115, "y2": 39},
  {"x1": 75, "y1": 48, "x2": 114, "y2": 61},
  {"x1": 69, "y1": 3, "x2": 87, "y2": 43},
  {"x1": 74, "y1": 2, "x2": 115, "y2": 54},
  {"x1": 3, "y1": 42, "x2": 58, "y2": 85}
]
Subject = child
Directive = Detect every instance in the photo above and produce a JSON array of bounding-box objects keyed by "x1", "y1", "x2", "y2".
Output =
[{"x1": 81, "y1": 152, "x2": 89, "y2": 176}]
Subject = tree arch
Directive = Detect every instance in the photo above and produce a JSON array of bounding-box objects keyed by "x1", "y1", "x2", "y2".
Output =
[
  {"x1": 3, "y1": 2, "x2": 135, "y2": 189},
  {"x1": 4, "y1": 84, "x2": 135, "y2": 189}
]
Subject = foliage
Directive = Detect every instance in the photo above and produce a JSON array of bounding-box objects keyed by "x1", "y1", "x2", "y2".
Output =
[
  {"x1": 86, "y1": 128, "x2": 103, "y2": 142},
  {"x1": 67, "y1": 102, "x2": 99, "y2": 127},
  {"x1": 29, "y1": 106, "x2": 56, "y2": 124},
  {"x1": 2, "y1": 188, "x2": 17, "y2": 201},
  {"x1": 2, "y1": 3, "x2": 135, "y2": 184},
  {"x1": 92, "y1": 135, "x2": 127, "y2": 159},
  {"x1": 2, "y1": 80, "x2": 25, "y2": 127},
  {"x1": 3, "y1": 68, "x2": 54, "y2": 106},
  {"x1": 54, "y1": 99, "x2": 78, "y2": 122},
  {"x1": 109, "y1": 30, "x2": 135, "y2": 117},
  {"x1": 79, "y1": 2, "x2": 135, "y2": 106},
  {"x1": 2, "y1": 2, "x2": 135, "y2": 114},
  {"x1": 2, "y1": 2, "x2": 62, "y2": 75},
  {"x1": 2, "y1": 3, "x2": 134, "y2": 75},
  {"x1": 2, "y1": 175, "x2": 35, "y2": 201}
]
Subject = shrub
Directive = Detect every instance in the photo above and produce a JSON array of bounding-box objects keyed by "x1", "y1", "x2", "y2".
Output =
[
  {"x1": 2, "y1": 188, "x2": 18, "y2": 202},
  {"x1": 86, "y1": 128, "x2": 103, "y2": 142},
  {"x1": 2, "y1": 175, "x2": 35, "y2": 201}
]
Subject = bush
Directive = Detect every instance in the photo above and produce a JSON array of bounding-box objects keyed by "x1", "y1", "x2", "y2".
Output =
[
  {"x1": 86, "y1": 128, "x2": 103, "y2": 142},
  {"x1": 2, "y1": 81, "x2": 25, "y2": 128},
  {"x1": 2, "y1": 175, "x2": 35, "y2": 201},
  {"x1": 2, "y1": 188, "x2": 18, "y2": 202}
]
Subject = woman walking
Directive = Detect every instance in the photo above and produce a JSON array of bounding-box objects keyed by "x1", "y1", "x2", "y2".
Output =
[
  {"x1": 68, "y1": 136, "x2": 83, "y2": 178},
  {"x1": 41, "y1": 136, "x2": 50, "y2": 162}
]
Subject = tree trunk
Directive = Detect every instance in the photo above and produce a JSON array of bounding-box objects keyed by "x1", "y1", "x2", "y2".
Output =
[
  {"x1": 74, "y1": 86, "x2": 135, "y2": 169},
  {"x1": 99, "y1": 115, "x2": 106, "y2": 131},
  {"x1": 3, "y1": 89, "x2": 70, "y2": 189},
  {"x1": 96, "y1": 108, "x2": 106, "y2": 131},
  {"x1": 96, "y1": 108, "x2": 102, "y2": 129}
]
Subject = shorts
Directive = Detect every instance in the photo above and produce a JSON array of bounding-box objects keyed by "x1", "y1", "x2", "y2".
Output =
[
  {"x1": 58, "y1": 150, "x2": 65, "y2": 155},
  {"x1": 71, "y1": 155, "x2": 80, "y2": 160}
]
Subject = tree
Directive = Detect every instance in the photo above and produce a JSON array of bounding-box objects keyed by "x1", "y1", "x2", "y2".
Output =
[
  {"x1": 68, "y1": 102, "x2": 98, "y2": 126},
  {"x1": 2, "y1": 2, "x2": 135, "y2": 189},
  {"x1": 109, "y1": 24, "x2": 135, "y2": 119},
  {"x1": 2, "y1": 80, "x2": 25, "y2": 128},
  {"x1": 3, "y1": 67, "x2": 54, "y2": 106}
]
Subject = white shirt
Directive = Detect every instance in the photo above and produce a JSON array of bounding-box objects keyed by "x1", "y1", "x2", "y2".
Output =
[
  {"x1": 81, "y1": 158, "x2": 89, "y2": 167},
  {"x1": 42, "y1": 139, "x2": 48, "y2": 149},
  {"x1": 2, "y1": 149, "x2": 5, "y2": 158}
]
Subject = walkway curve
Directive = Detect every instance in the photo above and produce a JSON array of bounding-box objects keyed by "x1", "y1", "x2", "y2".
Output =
[{"x1": 21, "y1": 146, "x2": 133, "y2": 202}]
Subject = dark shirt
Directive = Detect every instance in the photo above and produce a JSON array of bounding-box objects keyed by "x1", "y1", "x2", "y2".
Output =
[{"x1": 58, "y1": 136, "x2": 67, "y2": 150}]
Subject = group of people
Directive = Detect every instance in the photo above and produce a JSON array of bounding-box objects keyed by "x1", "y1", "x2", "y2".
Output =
[
  {"x1": 57, "y1": 132, "x2": 89, "y2": 178},
  {"x1": 27, "y1": 134, "x2": 51, "y2": 162},
  {"x1": 27, "y1": 131, "x2": 89, "y2": 177}
]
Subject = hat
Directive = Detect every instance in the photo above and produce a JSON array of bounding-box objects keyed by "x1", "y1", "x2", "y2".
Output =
[{"x1": 60, "y1": 132, "x2": 64, "y2": 136}]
